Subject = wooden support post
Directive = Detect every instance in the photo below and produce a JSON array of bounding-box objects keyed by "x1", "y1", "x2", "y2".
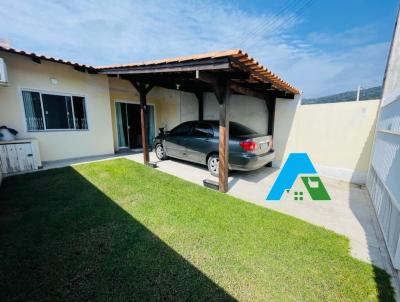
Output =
[
  {"x1": 195, "y1": 92, "x2": 204, "y2": 120},
  {"x1": 139, "y1": 91, "x2": 149, "y2": 164},
  {"x1": 266, "y1": 97, "x2": 276, "y2": 167},
  {"x1": 216, "y1": 80, "x2": 231, "y2": 193},
  {"x1": 129, "y1": 81, "x2": 153, "y2": 165},
  {"x1": 197, "y1": 70, "x2": 232, "y2": 192},
  {"x1": 266, "y1": 97, "x2": 276, "y2": 136}
]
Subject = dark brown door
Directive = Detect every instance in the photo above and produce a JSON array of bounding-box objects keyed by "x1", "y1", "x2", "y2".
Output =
[{"x1": 127, "y1": 104, "x2": 142, "y2": 148}]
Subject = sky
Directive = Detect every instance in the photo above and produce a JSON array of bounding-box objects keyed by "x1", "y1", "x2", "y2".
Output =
[{"x1": 0, "y1": 0, "x2": 398, "y2": 97}]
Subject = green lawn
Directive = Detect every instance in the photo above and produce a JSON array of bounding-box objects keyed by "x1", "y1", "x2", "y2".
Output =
[{"x1": 0, "y1": 159, "x2": 394, "y2": 301}]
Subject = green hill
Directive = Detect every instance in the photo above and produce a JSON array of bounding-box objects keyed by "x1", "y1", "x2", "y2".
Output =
[{"x1": 302, "y1": 86, "x2": 382, "y2": 105}]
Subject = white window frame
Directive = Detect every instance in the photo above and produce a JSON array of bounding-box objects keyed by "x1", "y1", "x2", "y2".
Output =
[{"x1": 20, "y1": 88, "x2": 89, "y2": 132}]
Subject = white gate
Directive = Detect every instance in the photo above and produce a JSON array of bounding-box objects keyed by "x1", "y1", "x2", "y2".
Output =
[{"x1": 367, "y1": 10, "x2": 400, "y2": 269}]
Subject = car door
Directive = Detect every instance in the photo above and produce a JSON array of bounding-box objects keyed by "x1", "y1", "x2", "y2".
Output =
[
  {"x1": 164, "y1": 122, "x2": 193, "y2": 159},
  {"x1": 185, "y1": 122, "x2": 214, "y2": 164}
]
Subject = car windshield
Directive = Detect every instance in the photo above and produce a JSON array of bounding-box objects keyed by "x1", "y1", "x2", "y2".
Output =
[{"x1": 229, "y1": 122, "x2": 257, "y2": 136}]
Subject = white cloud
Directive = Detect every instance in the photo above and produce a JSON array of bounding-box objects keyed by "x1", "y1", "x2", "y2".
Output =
[
  {"x1": 307, "y1": 24, "x2": 378, "y2": 47},
  {"x1": 0, "y1": 0, "x2": 391, "y2": 97},
  {"x1": 286, "y1": 42, "x2": 389, "y2": 96}
]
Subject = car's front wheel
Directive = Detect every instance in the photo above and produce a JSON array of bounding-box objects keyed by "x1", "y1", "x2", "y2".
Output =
[
  {"x1": 207, "y1": 154, "x2": 219, "y2": 176},
  {"x1": 155, "y1": 144, "x2": 168, "y2": 160}
]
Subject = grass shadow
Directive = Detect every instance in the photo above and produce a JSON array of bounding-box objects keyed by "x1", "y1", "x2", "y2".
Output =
[{"x1": 0, "y1": 166, "x2": 235, "y2": 301}]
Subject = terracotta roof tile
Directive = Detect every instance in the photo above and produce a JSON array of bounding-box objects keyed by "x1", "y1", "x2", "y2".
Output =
[
  {"x1": 0, "y1": 45, "x2": 94, "y2": 69},
  {"x1": 96, "y1": 49, "x2": 299, "y2": 94},
  {"x1": 0, "y1": 45, "x2": 299, "y2": 94},
  {"x1": 96, "y1": 49, "x2": 242, "y2": 69}
]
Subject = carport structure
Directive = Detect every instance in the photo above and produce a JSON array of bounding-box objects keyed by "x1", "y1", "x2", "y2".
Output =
[{"x1": 97, "y1": 49, "x2": 299, "y2": 193}]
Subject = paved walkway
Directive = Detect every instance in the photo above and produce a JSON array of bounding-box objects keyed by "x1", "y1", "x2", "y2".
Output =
[{"x1": 42, "y1": 151, "x2": 399, "y2": 297}]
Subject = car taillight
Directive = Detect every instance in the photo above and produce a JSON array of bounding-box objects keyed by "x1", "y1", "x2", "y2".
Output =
[{"x1": 240, "y1": 141, "x2": 258, "y2": 152}]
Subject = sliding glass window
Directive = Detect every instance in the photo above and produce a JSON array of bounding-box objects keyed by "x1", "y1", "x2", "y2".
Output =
[
  {"x1": 22, "y1": 90, "x2": 44, "y2": 131},
  {"x1": 22, "y1": 90, "x2": 88, "y2": 131},
  {"x1": 72, "y1": 96, "x2": 88, "y2": 130}
]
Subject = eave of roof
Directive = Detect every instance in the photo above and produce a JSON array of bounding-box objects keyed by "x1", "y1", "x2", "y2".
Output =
[
  {"x1": 0, "y1": 45, "x2": 95, "y2": 71},
  {"x1": 0, "y1": 46, "x2": 299, "y2": 95},
  {"x1": 96, "y1": 49, "x2": 300, "y2": 95},
  {"x1": 97, "y1": 49, "x2": 240, "y2": 69}
]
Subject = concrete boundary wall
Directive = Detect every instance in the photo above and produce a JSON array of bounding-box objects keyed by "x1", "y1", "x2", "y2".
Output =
[{"x1": 274, "y1": 98, "x2": 380, "y2": 184}]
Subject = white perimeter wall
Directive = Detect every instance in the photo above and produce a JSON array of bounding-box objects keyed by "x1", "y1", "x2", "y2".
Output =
[{"x1": 274, "y1": 96, "x2": 379, "y2": 184}]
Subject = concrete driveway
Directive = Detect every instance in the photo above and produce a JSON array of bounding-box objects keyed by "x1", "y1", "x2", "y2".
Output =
[{"x1": 124, "y1": 152, "x2": 391, "y2": 272}]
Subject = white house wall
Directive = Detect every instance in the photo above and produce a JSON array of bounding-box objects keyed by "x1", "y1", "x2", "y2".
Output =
[
  {"x1": 203, "y1": 92, "x2": 269, "y2": 135},
  {"x1": 165, "y1": 90, "x2": 270, "y2": 135},
  {"x1": 178, "y1": 91, "x2": 198, "y2": 123},
  {"x1": 0, "y1": 51, "x2": 115, "y2": 162}
]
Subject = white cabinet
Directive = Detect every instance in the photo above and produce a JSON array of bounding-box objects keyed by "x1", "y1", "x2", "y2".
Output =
[{"x1": 0, "y1": 139, "x2": 42, "y2": 174}]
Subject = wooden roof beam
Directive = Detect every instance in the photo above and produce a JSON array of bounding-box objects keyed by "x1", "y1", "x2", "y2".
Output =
[
  {"x1": 196, "y1": 71, "x2": 281, "y2": 101},
  {"x1": 98, "y1": 57, "x2": 230, "y2": 75},
  {"x1": 31, "y1": 56, "x2": 41, "y2": 64},
  {"x1": 123, "y1": 70, "x2": 249, "y2": 83},
  {"x1": 126, "y1": 76, "x2": 213, "y2": 94},
  {"x1": 230, "y1": 82, "x2": 268, "y2": 100},
  {"x1": 129, "y1": 80, "x2": 154, "y2": 95},
  {"x1": 210, "y1": 70, "x2": 250, "y2": 80},
  {"x1": 229, "y1": 57, "x2": 290, "y2": 92},
  {"x1": 269, "y1": 90, "x2": 295, "y2": 99},
  {"x1": 195, "y1": 70, "x2": 227, "y2": 101},
  {"x1": 74, "y1": 65, "x2": 86, "y2": 73},
  {"x1": 236, "y1": 82, "x2": 272, "y2": 90}
]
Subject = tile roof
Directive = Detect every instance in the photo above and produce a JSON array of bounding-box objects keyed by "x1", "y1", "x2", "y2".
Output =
[
  {"x1": 97, "y1": 49, "x2": 300, "y2": 94},
  {"x1": 0, "y1": 46, "x2": 299, "y2": 94},
  {"x1": 0, "y1": 45, "x2": 94, "y2": 70}
]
